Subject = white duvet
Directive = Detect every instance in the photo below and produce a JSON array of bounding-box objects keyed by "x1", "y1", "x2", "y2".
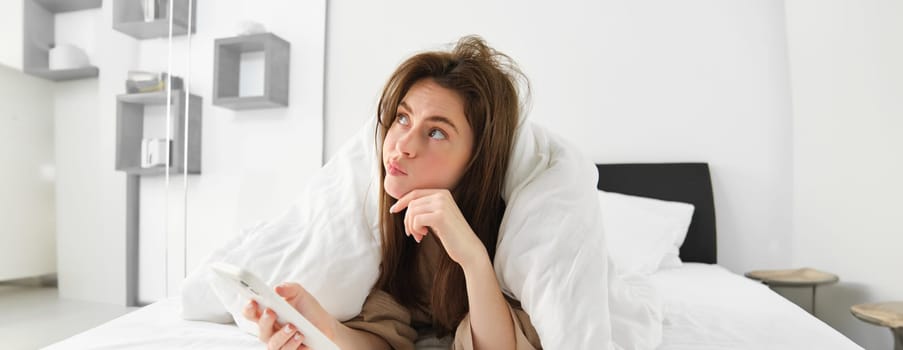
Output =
[{"x1": 181, "y1": 119, "x2": 658, "y2": 349}]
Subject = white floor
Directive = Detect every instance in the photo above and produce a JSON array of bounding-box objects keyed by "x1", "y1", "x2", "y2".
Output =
[{"x1": 0, "y1": 284, "x2": 136, "y2": 350}]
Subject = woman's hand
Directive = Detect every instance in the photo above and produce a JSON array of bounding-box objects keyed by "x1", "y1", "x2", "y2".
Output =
[
  {"x1": 242, "y1": 283, "x2": 339, "y2": 350},
  {"x1": 390, "y1": 189, "x2": 489, "y2": 269}
]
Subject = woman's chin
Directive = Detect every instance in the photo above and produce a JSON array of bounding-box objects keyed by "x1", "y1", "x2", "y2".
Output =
[{"x1": 384, "y1": 181, "x2": 405, "y2": 200}]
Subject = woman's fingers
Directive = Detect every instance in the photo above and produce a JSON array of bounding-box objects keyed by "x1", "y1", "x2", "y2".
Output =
[
  {"x1": 274, "y1": 282, "x2": 315, "y2": 311},
  {"x1": 403, "y1": 197, "x2": 438, "y2": 242},
  {"x1": 390, "y1": 189, "x2": 426, "y2": 213},
  {"x1": 252, "y1": 298, "x2": 312, "y2": 350},
  {"x1": 412, "y1": 213, "x2": 440, "y2": 243},
  {"x1": 243, "y1": 300, "x2": 260, "y2": 321},
  {"x1": 404, "y1": 196, "x2": 429, "y2": 235},
  {"x1": 403, "y1": 203, "x2": 412, "y2": 237},
  {"x1": 267, "y1": 323, "x2": 301, "y2": 350},
  {"x1": 257, "y1": 309, "x2": 278, "y2": 342},
  {"x1": 248, "y1": 283, "x2": 333, "y2": 349},
  {"x1": 278, "y1": 328, "x2": 305, "y2": 350}
]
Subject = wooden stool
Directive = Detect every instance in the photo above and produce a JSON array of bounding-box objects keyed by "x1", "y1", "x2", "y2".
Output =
[
  {"x1": 744, "y1": 268, "x2": 839, "y2": 316},
  {"x1": 851, "y1": 302, "x2": 903, "y2": 350}
]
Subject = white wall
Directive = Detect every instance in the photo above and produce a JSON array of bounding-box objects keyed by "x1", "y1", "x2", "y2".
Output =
[
  {"x1": 785, "y1": 0, "x2": 903, "y2": 349},
  {"x1": 0, "y1": 0, "x2": 23, "y2": 70},
  {"x1": 54, "y1": 5, "x2": 133, "y2": 305},
  {"x1": 326, "y1": 0, "x2": 794, "y2": 274},
  {"x1": 0, "y1": 2, "x2": 128, "y2": 301},
  {"x1": 0, "y1": 64, "x2": 55, "y2": 281}
]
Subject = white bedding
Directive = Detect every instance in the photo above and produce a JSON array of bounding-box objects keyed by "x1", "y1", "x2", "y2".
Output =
[
  {"x1": 43, "y1": 298, "x2": 259, "y2": 350},
  {"x1": 48, "y1": 263, "x2": 863, "y2": 349},
  {"x1": 42, "y1": 298, "x2": 464, "y2": 350},
  {"x1": 182, "y1": 120, "x2": 617, "y2": 349},
  {"x1": 650, "y1": 263, "x2": 863, "y2": 350}
]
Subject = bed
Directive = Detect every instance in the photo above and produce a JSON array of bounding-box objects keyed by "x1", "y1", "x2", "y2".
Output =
[
  {"x1": 47, "y1": 163, "x2": 863, "y2": 349},
  {"x1": 597, "y1": 163, "x2": 861, "y2": 350}
]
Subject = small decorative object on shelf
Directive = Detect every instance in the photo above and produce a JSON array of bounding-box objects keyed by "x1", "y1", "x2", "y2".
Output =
[
  {"x1": 48, "y1": 44, "x2": 91, "y2": 70},
  {"x1": 115, "y1": 80, "x2": 202, "y2": 176},
  {"x1": 23, "y1": 0, "x2": 101, "y2": 81},
  {"x1": 113, "y1": 0, "x2": 197, "y2": 40},
  {"x1": 140, "y1": 0, "x2": 164, "y2": 22},
  {"x1": 125, "y1": 71, "x2": 183, "y2": 94},
  {"x1": 213, "y1": 32, "x2": 290, "y2": 110},
  {"x1": 140, "y1": 138, "x2": 171, "y2": 168},
  {"x1": 235, "y1": 20, "x2": 267, "y2": 36}
]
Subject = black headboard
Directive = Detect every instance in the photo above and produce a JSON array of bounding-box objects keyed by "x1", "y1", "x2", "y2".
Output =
[{"x1": 595, "y1": 163, "x2": 717, "y2": 264}]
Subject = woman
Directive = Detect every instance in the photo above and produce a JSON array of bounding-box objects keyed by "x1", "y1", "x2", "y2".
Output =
[{"x1": 242, "y1": 35, "x2": 541, "y2": 350}]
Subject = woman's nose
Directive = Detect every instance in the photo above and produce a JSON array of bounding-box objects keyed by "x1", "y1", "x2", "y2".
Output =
[{"x1": 396, "y1": 130, "x2": 417, "y2": 157}]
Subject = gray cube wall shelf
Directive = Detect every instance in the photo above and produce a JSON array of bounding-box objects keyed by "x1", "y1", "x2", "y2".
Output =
[
  {"x1": 26, "y1": 67, "x2": 100, "y2": 81},
  {"x1": 23, "y1": 0, "x2": 101, "y2": 81},
  {"x1": 115, "y1": 90, "x2": 202, "y2": 176},
  {"x1": 213, "y1": 33, "x2": 290, "y2": 110},
  {"x1": 113, "y1": 0, "x2": 197, "y2": 39},
  {"x1": 35, "y1": 0, "x2": 102, "y2": 13}
]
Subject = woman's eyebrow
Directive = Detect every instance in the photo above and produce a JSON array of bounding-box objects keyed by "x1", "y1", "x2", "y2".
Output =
[{"x1": 399, "y1": 101, "x2": 459, "y2": 134}]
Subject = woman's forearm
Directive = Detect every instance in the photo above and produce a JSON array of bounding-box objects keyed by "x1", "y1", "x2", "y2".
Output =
[
  {"x1": 462, "y1": 249, "x2": 516, "y2": 350},
  {"x1": 333, "y1": 323, "x2": 391, "y2": 350}
]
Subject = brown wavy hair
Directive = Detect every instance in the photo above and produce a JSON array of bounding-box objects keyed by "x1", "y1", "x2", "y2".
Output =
[{"x1": 374, "y1": 35, "x2": 528, "y2": 335}]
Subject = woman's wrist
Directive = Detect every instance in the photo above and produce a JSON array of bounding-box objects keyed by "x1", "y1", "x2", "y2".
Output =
[
  {"x1": 334, "y1": 322, "x2": 360, "y2": 350},
  {"x1": 460, "y1": 244, "x2": 516, "y2": 350},
  {"x1": 460, "y1": 245, "x2": 492, "y2": 276},
  {"x1": 333, "y1": 321, "x2": 392, "y2": 350}
]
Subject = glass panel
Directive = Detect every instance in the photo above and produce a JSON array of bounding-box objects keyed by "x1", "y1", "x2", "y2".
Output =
[
  {"x1": 180, "y1": 0, "x2": 327, "y2": 281},
  {"x1": 133, "y1": 0, "x2": 198, "y2": 304}
]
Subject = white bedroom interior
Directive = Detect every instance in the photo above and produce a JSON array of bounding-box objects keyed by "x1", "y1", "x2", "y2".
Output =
[{"x1": 0, "y1": 0, "x2": 900, "y2": 349}]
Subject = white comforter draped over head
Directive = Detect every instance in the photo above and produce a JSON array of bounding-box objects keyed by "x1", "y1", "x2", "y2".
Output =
[
  {"x1": 181, "y1": 119, "x2": 626, "y2": 349},
  {"x1": 495, "y1": 122, "x2": 614, "y2": 348}
]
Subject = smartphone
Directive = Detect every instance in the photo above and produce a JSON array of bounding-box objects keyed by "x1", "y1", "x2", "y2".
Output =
[{"x1": 210, "y1": 262, "x2": 340, "y2": 350}]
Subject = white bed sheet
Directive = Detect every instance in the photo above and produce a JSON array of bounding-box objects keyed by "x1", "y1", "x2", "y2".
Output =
[
  {"x1": 49, "y1": 263, "x2": 865, "y2": 350},
  {"x1": 44, "y1": 298, "x2": 259, "y2": 350},
  {"x1": 45, "y1": 297, "x2": 453, "y2": 350},
  {"x1": 650, "y1": 263, "x2": 863, "y2": 350}
]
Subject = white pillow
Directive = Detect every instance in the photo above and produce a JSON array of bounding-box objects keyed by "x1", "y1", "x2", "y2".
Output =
[{"x1": 597, "y1": 190, "x2": 694, "y2": 276}]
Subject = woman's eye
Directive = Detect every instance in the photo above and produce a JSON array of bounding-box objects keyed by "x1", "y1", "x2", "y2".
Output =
[
  {"x1": 396, "y1": 115, "x2": 410, "y2": 125},
  {"x1": 428, "y1": 129, "x2": 447, "y2": 140}
]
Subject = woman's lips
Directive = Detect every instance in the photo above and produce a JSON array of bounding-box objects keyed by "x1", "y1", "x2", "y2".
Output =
[{"x1": 387, "y1": 162, "x2": 407, "y2": 176}]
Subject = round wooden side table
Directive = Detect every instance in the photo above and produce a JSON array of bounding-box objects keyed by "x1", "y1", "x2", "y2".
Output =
[
  {"x1": 744, "y1": 267, "x2": 839, "y2": 316},
  {"x1": 851, "y1": 302, "x2": 903, "y2": 350}
]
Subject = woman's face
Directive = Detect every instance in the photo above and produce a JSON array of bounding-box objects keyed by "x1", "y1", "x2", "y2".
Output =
[{"x1": 383, "y1": 79, "x2": 475, "y2": 200}]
